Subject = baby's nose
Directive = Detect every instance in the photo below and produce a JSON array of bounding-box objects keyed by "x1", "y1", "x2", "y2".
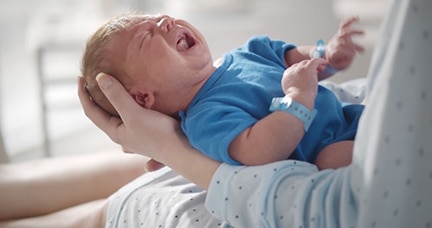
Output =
[{"x1": 158, "y1": 17, "x2": 174, "y2": 32}]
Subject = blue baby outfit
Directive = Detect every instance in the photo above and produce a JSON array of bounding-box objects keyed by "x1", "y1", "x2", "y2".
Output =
[{"x1": 179, "y1": 36, "x2": 363, "y2": 165}]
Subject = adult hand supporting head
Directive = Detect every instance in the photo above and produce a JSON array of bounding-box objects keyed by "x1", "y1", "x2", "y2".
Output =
[
  {"x1": 78, "y1": 73, "x2": 182, "y2": 160},
  {"x1": 78, "y1": 73, "x2": 220, "y2": 188}
]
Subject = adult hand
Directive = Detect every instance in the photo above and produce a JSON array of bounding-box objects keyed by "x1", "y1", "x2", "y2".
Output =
[
  {"x1": 78, "y1": 73, "x2": 183, "y2": 167},
  {"x1": 281, "y1": 58, "x2": 326, "y2": 109},
  {"x1": 325, "y1": 17, "x2": 365, "y2": 70},
  {"x1": 78, "y1": 73, "x2": 220, "y2": 188}
]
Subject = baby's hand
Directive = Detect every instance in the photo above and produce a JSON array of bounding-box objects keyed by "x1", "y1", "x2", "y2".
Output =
[
  {"x1": 281, "y1": 58, "x2": 326, "y2": 107},
  {"x1": 325, "y1": 17, "x2": 365, "y2": 70}
]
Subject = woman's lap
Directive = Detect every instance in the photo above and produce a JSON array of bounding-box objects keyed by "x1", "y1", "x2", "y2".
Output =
[{"x1": 106, "y1": 167, "x2": 225, "y2": 228}]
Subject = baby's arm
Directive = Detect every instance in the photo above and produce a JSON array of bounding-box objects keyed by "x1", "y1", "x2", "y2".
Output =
[{"x1": 228, "y1": 58, "x2": 326, "y2": 166}]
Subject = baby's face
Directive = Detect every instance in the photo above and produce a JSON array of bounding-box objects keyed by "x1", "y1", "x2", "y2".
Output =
[{"x1": 113, "y1": 15, "x2": 213, "y2": 90}]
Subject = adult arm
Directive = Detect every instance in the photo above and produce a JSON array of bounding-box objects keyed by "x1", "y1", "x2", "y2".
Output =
[{"x1": 78, "y1": 75, "x2": 220, "y2": 190}]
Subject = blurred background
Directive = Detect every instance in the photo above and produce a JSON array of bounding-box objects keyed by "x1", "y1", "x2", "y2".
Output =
[{"x1": 0, "y1": 0, "x2": 387, "y2": 163}]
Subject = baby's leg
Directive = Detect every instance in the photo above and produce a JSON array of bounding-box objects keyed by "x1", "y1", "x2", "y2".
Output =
[{"x1": 315, "y1": 140, "x2": 354, "y2": 170}]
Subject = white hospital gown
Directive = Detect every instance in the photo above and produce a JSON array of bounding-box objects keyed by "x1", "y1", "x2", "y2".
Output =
[
  {"x1": 106, "y1": 167, "x2": 228, "y2": 228},
  {"x1": 106, "y1": 0, "x2": 432, "y2": 227}
]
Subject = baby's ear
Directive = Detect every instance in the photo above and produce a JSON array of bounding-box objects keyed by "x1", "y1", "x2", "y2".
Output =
[{"x1": 132, "y1": 92, "x2": 154, "y2": 109}]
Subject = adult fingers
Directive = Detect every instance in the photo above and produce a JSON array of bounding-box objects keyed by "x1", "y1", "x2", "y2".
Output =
[
  {"x1": 95, "y1": 73, "x2": 144, "y2": 126},
  {"x1": 95, "y1": 73, "x2": 180, "y2": 141},
  {"x1": 78, "y1": 77, "x2": 123, "y2": 142}
]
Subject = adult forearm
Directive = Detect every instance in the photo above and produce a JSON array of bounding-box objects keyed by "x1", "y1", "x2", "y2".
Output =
[{"x1": 158, "y1": 133, "x2": 221, "y2": 190}]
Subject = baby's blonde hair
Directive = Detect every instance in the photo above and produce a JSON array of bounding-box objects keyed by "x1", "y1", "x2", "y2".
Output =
[{"x1": 81, "y1": 12, "x2": 149, "y2": 116}]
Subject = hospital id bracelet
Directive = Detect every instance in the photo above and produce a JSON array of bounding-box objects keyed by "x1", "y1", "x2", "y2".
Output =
[
  {"x1": 310, "y1": 39, "x2": 338, "y2": 75},
  {"x1": 269, "y1": 96, "x2": 317, "y2": 132}
]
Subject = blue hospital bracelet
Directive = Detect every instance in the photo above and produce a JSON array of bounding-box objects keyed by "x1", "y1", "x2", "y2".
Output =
[
  {"x1": 269, "y1": 96, "x2": 317, "y2": 132},
  {"x1": 311, "y1": 39, "x2": 338, "y2": 75}
]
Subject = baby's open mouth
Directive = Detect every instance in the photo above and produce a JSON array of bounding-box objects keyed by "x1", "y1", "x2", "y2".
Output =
[{"x1": 177, "y1": 33, "x2": 195, "y2": 51}]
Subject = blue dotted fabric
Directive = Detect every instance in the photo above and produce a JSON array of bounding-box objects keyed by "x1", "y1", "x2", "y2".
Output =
[{"x1": 353, "y1": 0, "x2": 432, "y2": 227}]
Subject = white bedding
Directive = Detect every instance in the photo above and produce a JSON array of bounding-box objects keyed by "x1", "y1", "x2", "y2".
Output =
[
  {"x1": 106, "y1": 0, "x2": 432, "y2": 227},
  {"x1": 320, "y1": 78, "x2": 366, "y2": 104}
]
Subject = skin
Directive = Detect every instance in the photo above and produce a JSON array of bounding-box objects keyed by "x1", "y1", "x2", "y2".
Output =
[
  {"x1": 99, "y1": 15, "x2": 364, "y2": 168},
  {"x1": 109, "y1": 15, "x2": 216, "y2": 118},
  {"x1": 79, "y1": 75, "x2": 220, "y2": 189},
  {"x1": 0, "y1": 153, "x2": 150, "y2": 227}
]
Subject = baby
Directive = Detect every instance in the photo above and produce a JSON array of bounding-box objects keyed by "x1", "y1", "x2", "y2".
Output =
[{"x1": 82, "y1": 13, "x2": 365, "y2": 170}]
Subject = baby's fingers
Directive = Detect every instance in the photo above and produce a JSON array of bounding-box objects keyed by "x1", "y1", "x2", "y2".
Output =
[
  {"x1": 353, "y1": 42, "x2": 365, "y2": 53},
  {"x1": 339, "y1": 29, "x2": 365, "y2": 39},
  {"x1": 307, "y1": 58, "x2": 328, "y2": 69},
  {"x1": 340, "y1": 16, "x2": 360, "y2": 29}
]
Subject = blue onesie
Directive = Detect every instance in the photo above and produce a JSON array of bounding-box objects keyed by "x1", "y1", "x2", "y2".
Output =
[{"x1": 179, "y1": 36, "x2": 364, "y2": 165}]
